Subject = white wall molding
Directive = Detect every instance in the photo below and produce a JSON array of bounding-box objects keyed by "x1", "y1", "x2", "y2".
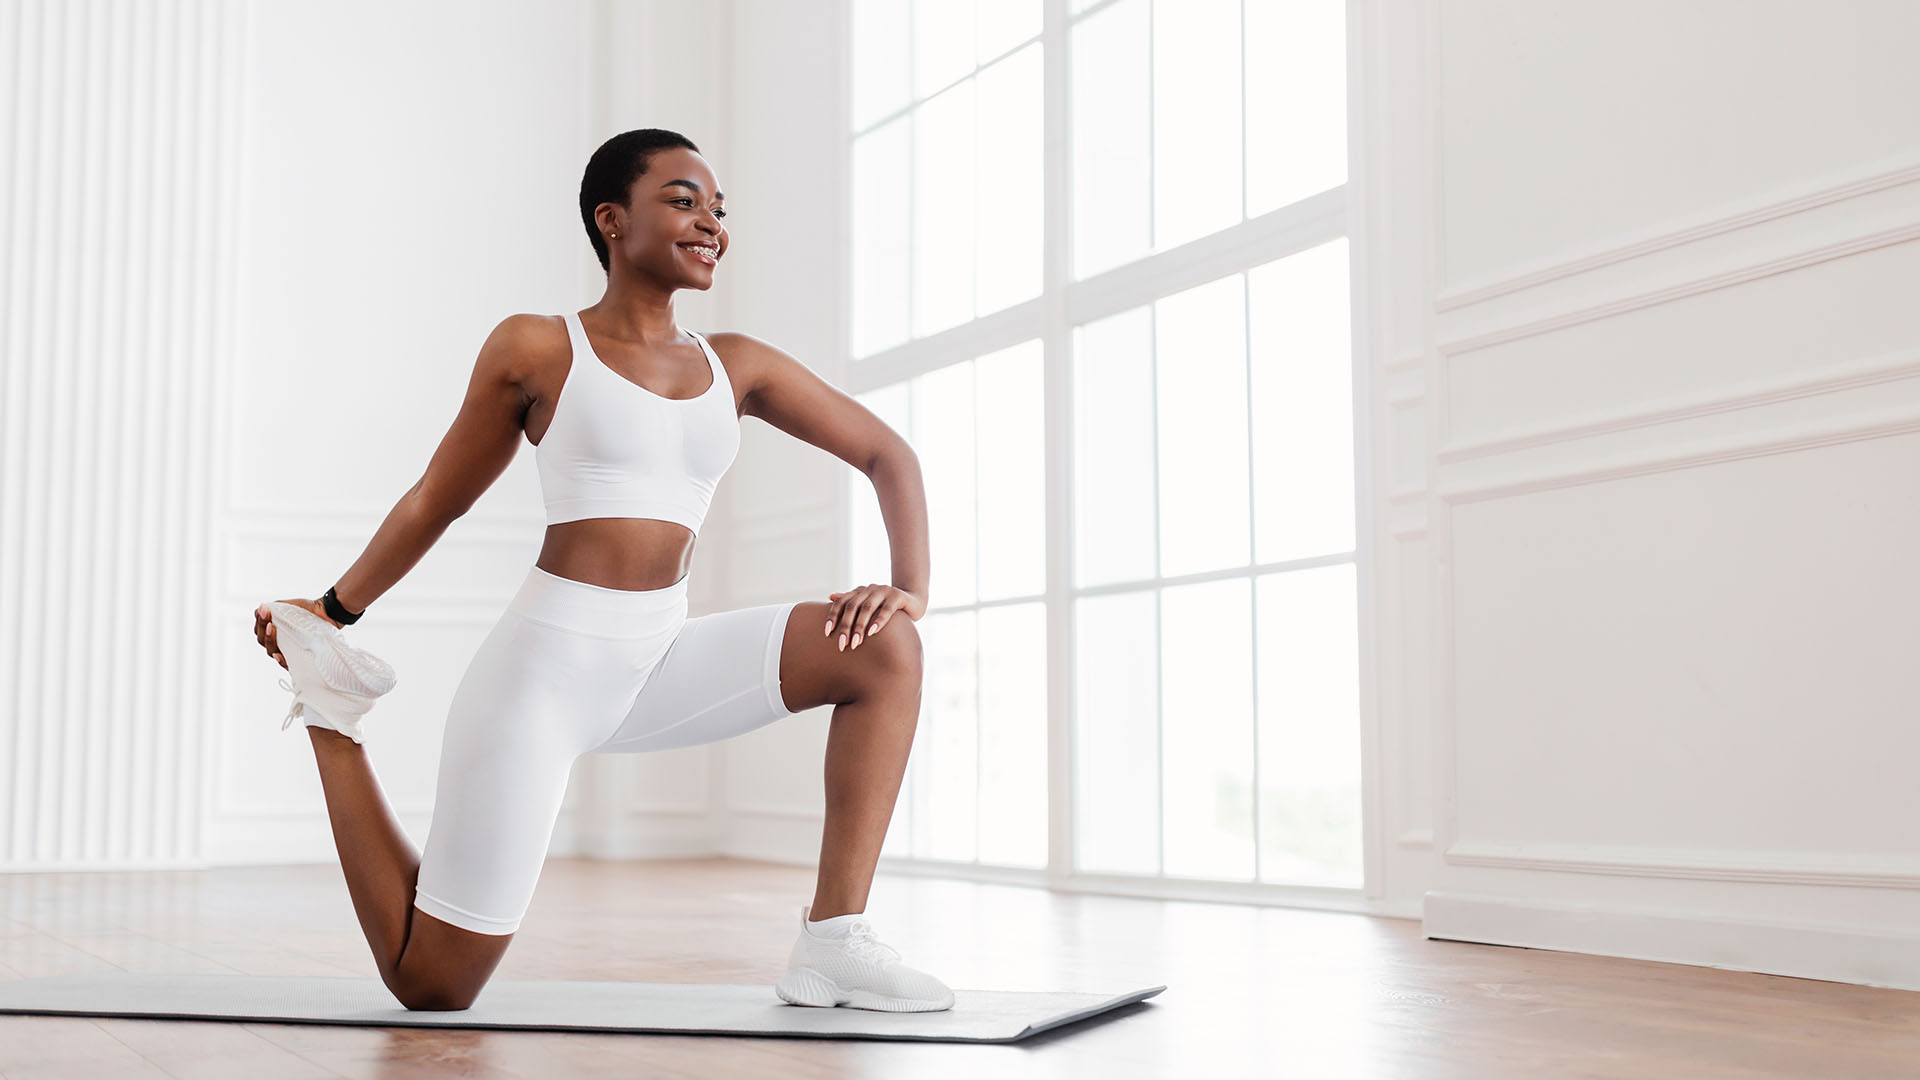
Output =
[
  {"x1": 208, "y1": 801, "x2": 434, "y2": 821},
  {"x1": 222, "y1": 510, "x2": 546, "y2": 539},
  {"x1": 1438, "y1": 223, "x2": 1920, "y2": 358},
  {"x1": 1385, "y1": 350, "x2": 1425, "y2": 375},
  {"x1": 1438, "y1": 347, "x2": 1920, "y2": 464},
  {"x1": 719, "y1": 807, "x2": 829, "y2": 866},
  {"x1": 1387, "y1": 488, "x2": 1428, "y2": 538},
  {"x1": 627, "y1": 804, "x2": 712, "y2": 817},
  {"x1": 200, "y1": 809, "x2": 435, "y2": 868},
  {"x1": 726, "y1": 803, "x2": 821, "y2": 821},
  {"x1": 1444, "y1": 843, "x2": 1920, "y2": 890},
  {"x1": 1425, "y1": 891, "x2": 1920, "y2": 992},
  {"x1": 0, "y1": 859, "x2": 207, "y2": 875},
  {"x1": 1436, "y1": 156, "x2": 1920, "y2": 312},
  {"x1": 1434, "y1": 402, "x2": 1920, "y2": 506}
]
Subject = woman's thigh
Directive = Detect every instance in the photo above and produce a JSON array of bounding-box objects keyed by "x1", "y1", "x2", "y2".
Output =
[
  {"x1": 588, "y1": 600, "x2": 805, "y2": 754},
  {"x1": 414, "y1": 610, "x2": 655, "y2": 935}
]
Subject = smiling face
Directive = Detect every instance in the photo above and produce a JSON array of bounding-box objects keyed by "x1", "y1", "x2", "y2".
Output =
[{"x1": 596, "y1": 146, "x2": 729, "y2": 289}]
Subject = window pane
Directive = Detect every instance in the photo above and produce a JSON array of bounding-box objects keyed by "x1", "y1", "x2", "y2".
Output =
[
  {"x1": 974, "y1": 43, "x2": 1043, "y2": 317},
  {"x1": 1155, "y1": 274, "x2": 1249, "y2": 577},
  {"x1": 851, "y1": 0, "x2": 912, "y2": 131},
  {"x1": 1073, "y1": 306, "x2": 1156, "y2": 588},
  {"x1": 1070, "y1": 0, "x2": 1150, "y2": 279},
  {"x1": 918, "y1": 609, "x2": 978, "y2": 861},
  {"x1": 851, "y1": 383, "x2": 913, "y2": 586},
  {"x1": 977, "y1": 340, "x2": 1046, "y2": 601},
  {"x1": 1161, "y1": 577, "x2": 1254, "y2": 880},
  {"x1": 1257, "y1": 565, "x2": 1361, "y2": 886},
  {"x1": 1247, "y1": 0, "x2": 1346, "y2": 215},
  {"x1": 913, "y1": 81, "x2": 975, "y2": 338},
  {"x1": 976, "y1": 0, "x2": 1040, "y2": 63},
  {"x1": 852, "y1": 117, "x2": 911, "y2": 358},
  {"x1": 1074, "y1": 590, "x2": 1159, "y2": 874},
  {"x1": 915, "y1": 0, "x2": 976, "y2": 99},
  {"x1": 978, "y1": 602, "x2": 1048, "y2": 867},
  {"x1": 1250, "y1": 238, "x2": 1354, "y2": 563},
  {"x1": 1151, "y1": 0, "x2": 1241, "y2": 251},
  {"x1": 915, "y1": 362, "x2": 977, "y2": 606}
]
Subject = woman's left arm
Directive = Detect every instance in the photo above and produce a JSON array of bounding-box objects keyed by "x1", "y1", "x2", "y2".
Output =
[{"x1": 707, "y1": 332, "x2": 930, "y2": 648}]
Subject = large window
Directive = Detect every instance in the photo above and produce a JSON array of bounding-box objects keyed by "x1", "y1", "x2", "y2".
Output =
[{"x1": 846, "y1": 0, "x2": 1359, "y2": 892}]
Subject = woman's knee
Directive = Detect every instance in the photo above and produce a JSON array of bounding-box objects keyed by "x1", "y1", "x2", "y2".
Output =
[
  {"x1": 864, "y1": 612, "x2": 922, "y2": 677},
  {"x1": 389, "y1": 960, "x2": 494, "y2": 1012},
  {"x1": 388, "y1": 909, "x2": 514, "y2": 1011},
  {"x1": 394, "y1": 981, "x2": 480, "y2": 1012}
]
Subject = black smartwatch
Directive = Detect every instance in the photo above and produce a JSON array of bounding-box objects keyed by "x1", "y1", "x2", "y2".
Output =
[{"x1": 321, "y1": 586, "x2": 363, "y2": 626}]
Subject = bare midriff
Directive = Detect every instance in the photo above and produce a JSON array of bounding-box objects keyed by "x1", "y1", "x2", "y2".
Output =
[
  {"x1": 522, "y1": 316, "x2": 735, "y2": 593},
  {"x1": 534, "y1": 519, "x2": 695, "y2": 592}
]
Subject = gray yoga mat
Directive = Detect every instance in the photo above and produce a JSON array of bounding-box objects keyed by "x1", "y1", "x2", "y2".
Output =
[{"x1": 0, "y1": 972, "x2": 1164, "y2": 1042}]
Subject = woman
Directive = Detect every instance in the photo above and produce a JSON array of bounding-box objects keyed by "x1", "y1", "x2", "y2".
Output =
[{"x1": 249, "y1": 128, "x2": 950, "y2": 1014}]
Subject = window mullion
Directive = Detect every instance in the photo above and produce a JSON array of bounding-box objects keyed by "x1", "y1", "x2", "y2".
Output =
[{"x1": 1043, "y1": 0, "x2": 1075, "y2": 885}]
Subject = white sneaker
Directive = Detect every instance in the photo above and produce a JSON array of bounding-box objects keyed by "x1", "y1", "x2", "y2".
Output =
[
  {"x1": 266, "y1": 600, "x2": 397, "y2": 745},
  {"x1": 773, "y1": 905, "x2": 955, "y2": 1012}
]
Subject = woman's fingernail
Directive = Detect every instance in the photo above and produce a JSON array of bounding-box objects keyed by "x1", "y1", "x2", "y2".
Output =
[
  {"x1": 852, "y1": 633, "x2": 861, "y2": 649},
  {"x1": 839, "y1": 633, "x2": 846, "y2": 651},
  {"x1": 824, "y1": 620, "x2": 833, "y2": 635}
]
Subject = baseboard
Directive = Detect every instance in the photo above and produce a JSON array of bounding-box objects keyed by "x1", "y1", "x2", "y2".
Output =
[
  {"x1": 554, "y1": 813, "x2": 720, "y2": 860},
  {"x1": 717, "y1": 808, "x2": 822, "y2": 866},
  {"x1": 1423, "y1": 891, "x2": 1920, "y2": 992},
  {"x1": 199, "y1": 812, "x2": 434, "y2": 866}
]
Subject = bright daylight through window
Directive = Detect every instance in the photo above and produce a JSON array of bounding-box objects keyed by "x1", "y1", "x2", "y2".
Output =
[{"x1": 845, "y1": 0, "x2": 1357, "y2": 891}]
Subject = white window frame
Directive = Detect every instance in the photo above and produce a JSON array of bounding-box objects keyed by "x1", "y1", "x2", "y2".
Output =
[{"x1": 835, "y1": 0, "x2": 1383, "y2": 914}]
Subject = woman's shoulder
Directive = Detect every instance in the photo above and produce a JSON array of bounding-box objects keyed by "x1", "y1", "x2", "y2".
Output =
[{"x1": 479, "y1": 313, "x2": 572, "y2": 390}]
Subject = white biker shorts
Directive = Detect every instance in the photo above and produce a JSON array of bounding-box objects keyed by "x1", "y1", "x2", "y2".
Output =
[{"x1": 413, "y1": 564, "x2": 802, "y2": 935}]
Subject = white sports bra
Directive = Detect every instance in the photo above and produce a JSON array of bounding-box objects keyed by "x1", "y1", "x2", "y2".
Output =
[{"x1": 534, "y1": 310, "x2": 741, "y2": 534}]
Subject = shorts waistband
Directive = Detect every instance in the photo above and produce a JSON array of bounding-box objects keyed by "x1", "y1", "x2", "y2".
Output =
[{"x1": 508, "y1": 564, "x2": 689, "y2": 637}]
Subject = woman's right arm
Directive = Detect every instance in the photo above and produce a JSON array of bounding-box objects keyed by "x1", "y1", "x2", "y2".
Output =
[{"x1": 252, "y1": 315, "x2": 546, "y2": 664}]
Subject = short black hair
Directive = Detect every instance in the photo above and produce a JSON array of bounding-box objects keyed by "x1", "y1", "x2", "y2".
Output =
[{"x1": 579, "y1": 128, "x2": 703, "y2": 274}]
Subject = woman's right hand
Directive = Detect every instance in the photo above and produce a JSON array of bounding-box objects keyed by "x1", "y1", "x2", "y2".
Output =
[{"x1": 254, "y1": 598, "x2": 339, "y2": 670}]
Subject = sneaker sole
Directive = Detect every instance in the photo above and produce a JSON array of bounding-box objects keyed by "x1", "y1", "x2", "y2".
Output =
[
  {"x1": 773, "y1": 967, "x2": 954, "y2": 1012},
  {"x1": 267, "y1": 602, "x2": 397, "y2": 696},
  {"x1": 268, "y1": 602, "x2": 396, "y2": 739}
]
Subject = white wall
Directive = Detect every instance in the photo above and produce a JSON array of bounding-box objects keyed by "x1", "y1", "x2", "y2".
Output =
[
  {"x1": 1397, "y1": 0, "x2": 1920, "y2": 990},
  {"x1": 704, "y1": 0, "x2": 853, "y2": 863},
  {"x1": 214, "y1": 0, "x2": 594, "y2": 863}
]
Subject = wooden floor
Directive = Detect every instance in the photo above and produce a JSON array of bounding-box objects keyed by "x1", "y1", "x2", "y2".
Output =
[{"x1": 0, "y1": 858, "x2": 1914, "y2": 1079}]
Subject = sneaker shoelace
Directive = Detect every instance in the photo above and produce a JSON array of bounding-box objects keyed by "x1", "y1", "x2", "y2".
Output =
[
  {"x1": 276, "y1": 677, "x2": 305, "y2": 731},
  {"x1": 842, "y1": 921, "x2": 902, "y2": 965}
]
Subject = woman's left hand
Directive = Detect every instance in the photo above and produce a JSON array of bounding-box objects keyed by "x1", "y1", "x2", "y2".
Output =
[{"x1": 824, "y1": 584, "x2": 925, "y2": 651}]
